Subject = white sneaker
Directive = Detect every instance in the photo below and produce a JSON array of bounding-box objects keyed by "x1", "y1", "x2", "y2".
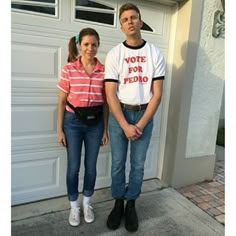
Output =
[
  {"x1": 68, "y1": 207, "x2": 80, "y2": 226},
  {"x1": 83, "y1": 205, "x2": 95, "y2": 223}
]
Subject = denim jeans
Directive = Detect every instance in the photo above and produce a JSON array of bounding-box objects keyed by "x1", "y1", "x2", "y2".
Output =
[
  {"x1": 108, "y1": 108, "x2": 153, "y2": 200},
  {"x1": 63, "y1": 110, "x2": 104, "y2": 201}
]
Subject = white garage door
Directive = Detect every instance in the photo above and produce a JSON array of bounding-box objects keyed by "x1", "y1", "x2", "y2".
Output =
[{"x1": 11, "y1": 0, "x2": 172, "y2": 205}]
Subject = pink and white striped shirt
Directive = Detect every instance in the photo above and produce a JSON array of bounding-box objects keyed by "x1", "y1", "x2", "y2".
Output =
[{"x1": 57, "y1": 56, "x2": 105, "y2": 113}]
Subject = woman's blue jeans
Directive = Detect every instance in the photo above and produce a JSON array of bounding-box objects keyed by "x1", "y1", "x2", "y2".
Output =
[
  {"x1": 108, "y1": 108, "x2": 153, "y2": 200},
  {"x1": 63, "y1": 110, "x2": 104, "y2": 201}
]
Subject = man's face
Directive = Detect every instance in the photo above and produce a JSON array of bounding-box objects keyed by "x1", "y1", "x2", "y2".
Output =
[{"x1": 120, "y1": 9, "x2": 143, "y2": 37}]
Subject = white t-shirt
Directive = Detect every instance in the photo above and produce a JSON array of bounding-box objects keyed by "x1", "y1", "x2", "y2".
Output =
[{"x1": 105, "y1": 40, "x2": 165, "y2": 105}]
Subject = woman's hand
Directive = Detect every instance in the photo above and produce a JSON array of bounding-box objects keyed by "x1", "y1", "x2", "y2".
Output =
[
  {"x1": 57, "y1": 130, "x2": 67, "y2": 147},
  {"x1": 101, "y1": 131, "x2": 109, "y2": 146}
]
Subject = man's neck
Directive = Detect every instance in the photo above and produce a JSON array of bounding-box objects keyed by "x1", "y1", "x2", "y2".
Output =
[{"x1": 125, "y1": 38, "x2": 143, "y2": 47}]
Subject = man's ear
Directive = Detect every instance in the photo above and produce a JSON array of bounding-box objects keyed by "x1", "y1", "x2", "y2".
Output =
[{"x1": 139, "y1": 20, "x2": 143, "y2": 28}]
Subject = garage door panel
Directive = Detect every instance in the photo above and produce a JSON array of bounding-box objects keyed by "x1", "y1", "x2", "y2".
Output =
[
  {"x1": 12, "y1": 135, "x2": 58, "y2": 153},
  {"x1": 12, "y1": 78, "x2": 57, "y2": 89},
  {"x1": 12, "y1": 43, "x2": 59, "y2": 77},
  {"x1": 12, "y1": 105, "x2": 56, "y2": 135},
  {"x1": 12, "y1": 150, "x2": 67, "y2": 205},
  {"x1": 12, "y1": 91, "x2": 57, "y2": 105},
  {"x1": 11, "y1": 33, "x2": 67, "y2": 68},
  {"x1": 11, "y1": 35, "x2": 63, "y2": 106},
  {"x1": 12, "y1": 158, "x2": 58, "y2": 191}
]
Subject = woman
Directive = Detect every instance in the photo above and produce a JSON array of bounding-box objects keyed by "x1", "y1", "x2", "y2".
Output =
[{"x1": 57, "y1": 28, "x2": 109, "y2": 227}]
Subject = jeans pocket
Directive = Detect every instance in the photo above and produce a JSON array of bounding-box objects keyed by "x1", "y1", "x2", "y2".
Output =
[{"x1": 64, "y1": 111, "x2": 77, "y2": 122}]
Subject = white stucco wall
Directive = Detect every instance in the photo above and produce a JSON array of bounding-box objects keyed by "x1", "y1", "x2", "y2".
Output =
[{"x1": 186, "y1": 0, "x2": 225, "y2": 158}]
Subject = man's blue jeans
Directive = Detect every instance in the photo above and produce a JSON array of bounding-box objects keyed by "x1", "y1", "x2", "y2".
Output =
[
  {"x1": 108, "y1": 108, "x2": 153, "y2": 200},
  {"x1": 63, "y1": 110, "x2": 104, "y2": 201}
]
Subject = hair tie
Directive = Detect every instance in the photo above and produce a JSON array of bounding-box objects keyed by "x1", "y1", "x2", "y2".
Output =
[{"x1": 75, "y1": 35, "x2": 79, "y2": 44}]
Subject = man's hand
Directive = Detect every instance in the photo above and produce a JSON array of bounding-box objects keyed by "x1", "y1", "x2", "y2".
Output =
[{"x1": 123, "y1": 124, "x2": 142, "y2": 141}]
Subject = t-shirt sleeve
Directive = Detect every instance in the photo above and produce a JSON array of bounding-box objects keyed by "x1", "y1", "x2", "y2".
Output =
[
  {"x1": 57, "y1": 65, "x2": 70, "y2": 93},
  {"x1": 104, "y1": 49, "x2": 119, "y2": 82},
  {"x1": 153, "y1": 48, "x2": 166, "y2": 80}
]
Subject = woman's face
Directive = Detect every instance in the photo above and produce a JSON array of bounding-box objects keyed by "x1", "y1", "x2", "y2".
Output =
[{"x1": 79, "y1": 35, "x2": 99, "y2": 60}]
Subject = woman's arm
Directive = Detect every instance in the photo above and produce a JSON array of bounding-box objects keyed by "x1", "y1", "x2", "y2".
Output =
[
  {"x1": 101, "y1": 101, "x2": 109, "y2": 146},
  {"x1": 57, "y1": 90, "x2": 68, "y2": 147}
]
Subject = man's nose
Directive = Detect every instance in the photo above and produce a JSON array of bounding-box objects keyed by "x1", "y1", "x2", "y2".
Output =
[{"x1": 128, "y1": 18, "x2": 133, "y2": 24}]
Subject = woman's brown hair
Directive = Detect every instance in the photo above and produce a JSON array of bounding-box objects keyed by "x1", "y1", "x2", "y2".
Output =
[{"x1": 67, "y1": 28, "x2": 100, "y2": 62}]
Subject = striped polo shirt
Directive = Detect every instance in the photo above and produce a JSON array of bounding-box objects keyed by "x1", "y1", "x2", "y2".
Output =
[{"x1": 57, "y1": 56, "x2": 105, "y2": 113}]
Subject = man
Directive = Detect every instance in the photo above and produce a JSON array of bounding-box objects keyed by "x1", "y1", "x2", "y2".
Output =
[{"x1": 104, "y1": 3, "x2": 165, "y2": 232}]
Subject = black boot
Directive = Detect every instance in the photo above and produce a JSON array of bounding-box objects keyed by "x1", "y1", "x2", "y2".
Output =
[
  {"x1": 107, "y1": 199, "x2": 124, "y2": 230},
  {"x1": 125, "y1": 200, "x2": 138, "y2": 232}
]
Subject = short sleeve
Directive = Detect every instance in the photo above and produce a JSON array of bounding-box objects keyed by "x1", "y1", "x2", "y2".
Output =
[
  {"x1": 57, "y1": 65, "x2": 70, "y2": 93},
  {"x1": 104, "y1": 49, "x2": 119, "y2": 82},
  {"x1": 153, "y1": 48, "x2": 166, "y2": 79}
]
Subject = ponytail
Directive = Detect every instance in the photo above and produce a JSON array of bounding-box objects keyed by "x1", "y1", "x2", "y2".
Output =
[{"x1": 67, "y1": 36, "x2": 78, "y2": 62}]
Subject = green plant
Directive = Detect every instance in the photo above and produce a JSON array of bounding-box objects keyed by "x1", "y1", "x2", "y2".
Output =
[{"x1": 216, "y1": 127, "x2": 225, "y2": 147}]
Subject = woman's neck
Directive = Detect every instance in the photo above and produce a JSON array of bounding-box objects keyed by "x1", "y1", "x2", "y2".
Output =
[
  {"x1": 80, "y1": 57, "x2": 96, "y2": 67},
  {"x1": 80, "y1": 56, "x2": 96, "y2": 76}
]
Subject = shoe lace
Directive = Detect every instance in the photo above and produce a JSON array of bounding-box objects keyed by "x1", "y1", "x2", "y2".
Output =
[
  {"x1": 71, "y1": 208, "x2": 80, "y2": 220},
  {"x1": 85, "y1": 205, "x2": 93, "y2": 218}
]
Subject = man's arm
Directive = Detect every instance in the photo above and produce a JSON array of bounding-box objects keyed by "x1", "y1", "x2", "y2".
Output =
[
  {"x1": 105, "y1": 82, "x2": 142, "y2": 140},
  {"x1": 135, "y1": 80, "x2": 163, "y2": 131}
]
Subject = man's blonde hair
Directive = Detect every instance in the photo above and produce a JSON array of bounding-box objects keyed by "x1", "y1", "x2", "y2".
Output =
[{"x1": 119, "y1": 3, "x2": 141, "y2": 20}]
